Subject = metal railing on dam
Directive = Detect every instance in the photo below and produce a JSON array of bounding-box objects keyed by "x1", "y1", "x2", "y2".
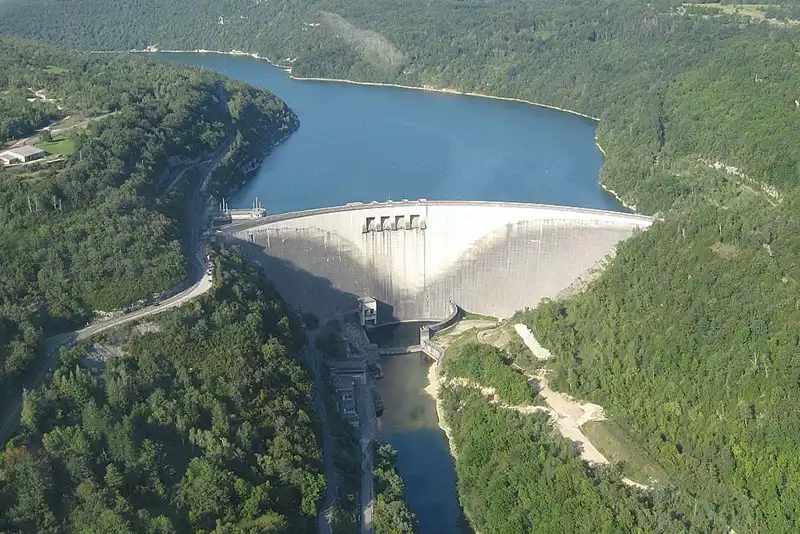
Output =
[{"x1": 222, "y1": 200, "x2": 652, "y2": 321}]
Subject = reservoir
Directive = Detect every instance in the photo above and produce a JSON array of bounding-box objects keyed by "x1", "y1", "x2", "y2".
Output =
[
  {"x1": 369, "y1": 323, "x2": 465, "y2": 534},
  {"x1": 156, "y1": 52, "x2": 621, "y2": 214}
]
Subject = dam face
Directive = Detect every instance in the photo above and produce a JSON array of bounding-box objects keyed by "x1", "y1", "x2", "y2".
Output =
[{"x1": 226, "y1": 201, "x2": 652, "y2": 321}]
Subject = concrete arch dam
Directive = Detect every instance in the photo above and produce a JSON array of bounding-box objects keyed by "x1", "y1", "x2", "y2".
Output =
[{"x1": 224, "y1": 201, "x2": 652, "y2": 321}]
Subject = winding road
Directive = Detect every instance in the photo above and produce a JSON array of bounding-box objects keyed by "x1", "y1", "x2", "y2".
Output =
[
  {"x1": 305, "y1": 331, "x2": 335, "y2": 534},
  {"x1": 0, "y1": 270, "x2": 213, "y2": 445},
  {"x1": 0, "y1": 82, "x2": 232, "y2": 448}
]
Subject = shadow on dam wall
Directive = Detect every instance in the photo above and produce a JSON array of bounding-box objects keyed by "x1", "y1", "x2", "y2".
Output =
[
  {"x1": 231, "y1": 217, "x2": 649, "y2": 321},
  {"x1": 237, "y1": 240, "x2": 402, "y2": 322}
]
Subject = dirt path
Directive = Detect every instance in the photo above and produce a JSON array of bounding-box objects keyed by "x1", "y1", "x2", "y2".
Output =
[
  {"x1": 440, "y1": 365, "x2": 648, "y2": 491},
  {"x1": 513, "y1": 324, "x2": 552, "y2": 360},
  {"x1": 444, "y1": 377, "x2": 558, "y2": 422},
  {"x1": 528, "y1": 366, "x2": 611, "y2": 465},
  {"x1": 497, "y1": 324, "x2": 651, "y2": 489}
]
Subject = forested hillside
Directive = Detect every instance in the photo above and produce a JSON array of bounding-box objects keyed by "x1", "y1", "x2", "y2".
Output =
[
  {"x1": 438, "y1": 336, "x2": 729, "y2": 533},
  {"x1": 522, "y1": 197, "x2": 800, "y2": 532},
  {"x1": 371, "y1": 443, "x2": 418, "y2": 534},
  {"x1": 0, "y1": 247, "x2": 324, "y2": 533},
  {"x1": 2, "y1": 0, "x2": 800, "y2": 533},
  {"x1": 0, "y1": 37, "x2": 297, "y2": 399}
]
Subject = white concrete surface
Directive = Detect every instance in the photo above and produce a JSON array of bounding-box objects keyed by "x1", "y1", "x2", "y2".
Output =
[
  {"x1": 513, "y1": 324, "x2": 552, "y2": 360},
  {"x1": 229, "y1": 201, "x2": 652, "y2": 321}
]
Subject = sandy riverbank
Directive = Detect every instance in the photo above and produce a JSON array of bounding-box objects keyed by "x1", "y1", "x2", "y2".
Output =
[
  {"x1": 289, "y1": 75, "x2": 601, "y2": 121},
  {"x1": 424, "y1": 359, "x2": 460, "y2": 461},
  {"x1": 595, "y1": 136, "x2": 607, "y2": 156},
  {"x1": 601, "y1": 183, "x2": 638, "y2": 213}
]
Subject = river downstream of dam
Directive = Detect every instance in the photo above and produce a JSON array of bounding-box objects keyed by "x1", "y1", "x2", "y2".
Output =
[{"x1": 369, "y1": 322, "x2": 466, "y2": 534}]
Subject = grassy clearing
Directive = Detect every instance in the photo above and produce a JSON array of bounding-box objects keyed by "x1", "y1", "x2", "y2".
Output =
[
  {"x1": 52, "y1": 114, "x2": 88, "y2": 130},
  {"x1": 43, "y1": 65, "x2": 69, "y2": 74},
  {"x1": 443, "y1": 326, "x2": 479, "y2": 353},
  {"x1": 475, "y1": 322, "x2": 513, "y2": 349},
  {"x1": 583, "y1": 420, "x2": 670, "y2": 485},
  {"x1": 711, "y1": 242, "x2": 739, "y2": 259},
  {"x1": 714, "y1": 3, "x2": 775, "y2": 19},
  {"x1": 35, "y1": 137, "x2": 75, "y2": 155},
  {"x1": 462, "y1": 310, "x2": 497, "y2": 321},
  {"x1": 681, "y1": 2, "x2": 800, "y2": 24}
]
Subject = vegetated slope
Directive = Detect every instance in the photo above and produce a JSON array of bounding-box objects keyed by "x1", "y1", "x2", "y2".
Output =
[
  {"x1": 441, "y1": 382, "x2": 726, "y2": 534},
  {"x1": 372, "y1": 442, "x2": 418, "y2": 534},
  {"x1": 0, "y1": 247, "x2": 324, "y2": 533},
  {"x1": 441, "y1": 339, "x2": 727, "y2": 533},
  {"x1": 522, "y1": 196, "x2": 800, "y2": 532},
  {"x1": 444, "y1": 342, "x2": 536, "y2": 405},
  {"x1": 2, "y1": 1, "x2": 800, "y2": 532},
  {"x1": 0, "y1": 37, "x2": 297, "y2": 395}
]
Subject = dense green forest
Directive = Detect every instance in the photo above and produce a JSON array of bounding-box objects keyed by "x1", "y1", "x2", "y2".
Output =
[
  {"x1": 444, "y1": 342, "x2": 536, "y2": 405},
  {"x1": 371, "y1": 443, "x2": 417, "y2": 534},
  {"x1": 442, "y1": 383, "x2": 727, "y2": 534},
  {"x1": 2, "y1": 0, "x2": 800, "y2": 532},
  {"x1": 0, "y1": 37, "x2": 296, "y2": 395},
  {"x1": 0, "y1": 247, "x2": 324, "y2": 533},
  {"x1": 521, "y1": 196, "x2": 800, "y2": 532}
]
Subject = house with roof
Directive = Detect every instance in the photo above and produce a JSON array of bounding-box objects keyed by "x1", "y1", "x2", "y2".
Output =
[{"x1": 0, "y1": 146, "x2": 46, "y2": 165}]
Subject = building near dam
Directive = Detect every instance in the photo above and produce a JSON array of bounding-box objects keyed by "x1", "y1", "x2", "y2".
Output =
[{"x1": 223, "y1": 200, "x2": 652, "y2": 322}]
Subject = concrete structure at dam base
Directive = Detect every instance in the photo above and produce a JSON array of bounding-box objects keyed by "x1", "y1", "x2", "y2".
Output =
[{"x1": 223, "y1": 200, "x2": 652, "y2": 323}]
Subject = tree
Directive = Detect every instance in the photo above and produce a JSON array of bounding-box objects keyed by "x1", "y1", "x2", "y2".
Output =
[{"x1": 177, "y1": 458, "x2": 237, "y2": 528}]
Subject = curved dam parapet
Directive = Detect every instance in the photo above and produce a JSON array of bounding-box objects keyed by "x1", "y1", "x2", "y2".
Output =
[{"x1": 223, "y1": 200, "x2": 652, "y2": 321}]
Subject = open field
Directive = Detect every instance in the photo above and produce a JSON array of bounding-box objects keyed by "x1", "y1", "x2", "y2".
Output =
[
  {"x1": 462, "y1": 310, "x2": 497, "y2": 321},
  {"x1": 715, "y1": 3, "x2": 776, "y2": 19},
  {"x1": 43, "y1": 65, "x2": 69, "y2": 74},
  {"x1": 35, "y1": 137, "x2": 76, "y2": 155},
  {"x1": 680, "y1": 2, "x2": 800, "y2": 25},
  {"x1": 583, "y1": 420, "x2": 670, "y2": 485}
]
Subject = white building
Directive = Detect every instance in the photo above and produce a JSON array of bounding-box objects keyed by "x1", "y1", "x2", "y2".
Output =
[
  {"x1": 358, "y1": 297, "x2": 377, "y2": 326},
  {"x1": 0, "y1": 146, "x2": 46, "y2": 165}
]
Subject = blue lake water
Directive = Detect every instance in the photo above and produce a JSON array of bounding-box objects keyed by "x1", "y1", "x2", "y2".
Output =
[{"x1": 156, "y1": 52, "x2": 620, "y2": 214}]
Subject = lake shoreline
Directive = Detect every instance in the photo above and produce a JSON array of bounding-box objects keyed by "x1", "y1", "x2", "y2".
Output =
[
  {"x1": 128, "y1": 47, "x2": 601, "y2": 121},
  {"x1": 290, "y1": 75, "x2": 601, "y2": 121},
  {"x1": 600, "y1": 184, "x2": 638, "y2": 213},
  {"x1": 127, "y1": 46, "x2": 626, "y2": 215},
  {"x1": 423, "y1": 356, "x2": 485, "y2": 534}
]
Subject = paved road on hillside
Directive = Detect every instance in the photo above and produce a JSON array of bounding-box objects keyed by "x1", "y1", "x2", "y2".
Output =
[
  {"x1": 306, "y1": 331, "x2": 335, "y2": 534},
  {"x1": 0, "y1": 269, "x2": 213, "y2": 446},
  {"x1": 358, "y1": 381, "x2": 375, "y2": 534},
  {"x1": 8, "y1": 112, "x2": 118, "y2": 149},
  {"x1": 0, "y1": 84, "x2": 232, "y2": 447}
]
